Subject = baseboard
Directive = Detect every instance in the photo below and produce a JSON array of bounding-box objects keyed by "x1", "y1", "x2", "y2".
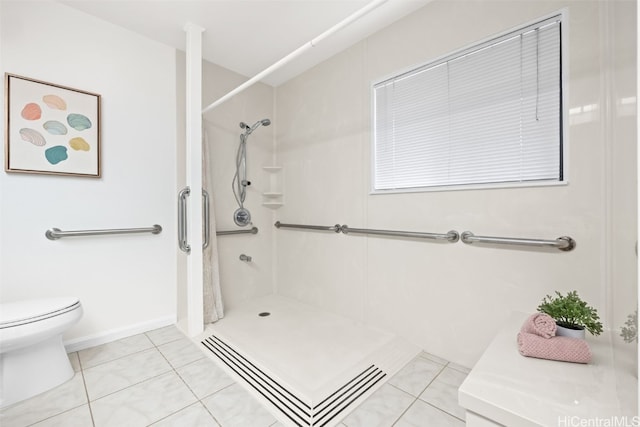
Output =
[{"x1": 64, "y1": 314, "x2": 177, "y2": 352}]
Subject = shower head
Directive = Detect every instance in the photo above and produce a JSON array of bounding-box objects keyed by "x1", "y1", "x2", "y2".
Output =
[{"x1": 239, "y1": 118, "x2": 271, "y2": 135}]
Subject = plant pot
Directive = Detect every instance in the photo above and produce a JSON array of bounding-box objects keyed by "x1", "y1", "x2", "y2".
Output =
[{"x1": 556, "y1": 323, "x2": 586, "y2": 340}]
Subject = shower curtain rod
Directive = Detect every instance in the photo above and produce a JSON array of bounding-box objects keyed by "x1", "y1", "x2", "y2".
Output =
[{"x1": 201, "y1": 0, "x2": 388, "y2": 114}]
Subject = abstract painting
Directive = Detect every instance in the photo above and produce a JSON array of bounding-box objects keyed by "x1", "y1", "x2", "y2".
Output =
[{"x1": 4, "y1": 74, "x2": 101, "y2": 177}]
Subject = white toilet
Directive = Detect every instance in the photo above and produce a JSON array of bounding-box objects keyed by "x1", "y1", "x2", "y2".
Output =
[{"x1": 0, "y1": 297, "x2": 83, "y2": 408}]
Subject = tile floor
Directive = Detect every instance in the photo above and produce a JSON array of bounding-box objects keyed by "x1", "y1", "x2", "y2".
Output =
[{"x1": 0, "y1": 326, "x2": 469, "y2": 427}]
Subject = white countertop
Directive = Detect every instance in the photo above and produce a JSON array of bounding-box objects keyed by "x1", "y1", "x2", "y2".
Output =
[{"x1": 458, "y1": 312, "x2": 638, "y2": 426}]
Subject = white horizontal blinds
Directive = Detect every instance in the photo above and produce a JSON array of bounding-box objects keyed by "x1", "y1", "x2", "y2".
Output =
[{"x1": 373, "y1": 17, "x2": 561, "y2": 191}]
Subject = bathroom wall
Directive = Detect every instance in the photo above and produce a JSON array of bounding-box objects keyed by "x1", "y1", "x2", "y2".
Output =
[
  {"x1": 0, "y1": 1, "x2": 178, "y2": 346},
  {"x1": 275, "y1": 0, "x2": 637, "y2": 368},
  {"x1": 606, "y1": 0, "x2": 638, "y2": 391},
  {"x1": 175, "y1": 52, "x2": 275, "y2": 325}
]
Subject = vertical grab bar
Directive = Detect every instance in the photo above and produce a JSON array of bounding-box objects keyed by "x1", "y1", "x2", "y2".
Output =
[
  {"x1": 178, "y1": 187, "x2": 191, "y2": 254},
  {"x1": 202, "y1": 189, "x2": 210, "y2": 250}
]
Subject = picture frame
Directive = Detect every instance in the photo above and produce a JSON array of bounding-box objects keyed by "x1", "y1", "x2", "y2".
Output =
[{"x1": 4, "y1": 73, "x2": 101, "y2": 177}]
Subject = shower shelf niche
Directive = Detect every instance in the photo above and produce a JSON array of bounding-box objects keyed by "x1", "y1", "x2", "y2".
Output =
[{"x1": 262, "y1": 166, "x2": 283, "y2": 208}]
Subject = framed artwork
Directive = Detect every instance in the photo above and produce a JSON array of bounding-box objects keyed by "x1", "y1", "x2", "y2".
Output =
[{"x1": 4, "y1": 74, "x2": 101, "y2": 177}]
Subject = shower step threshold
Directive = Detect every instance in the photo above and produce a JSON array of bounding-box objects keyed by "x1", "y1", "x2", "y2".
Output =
[{"x1": 194, "y1": 294, "x2": 419, "y2": 427}]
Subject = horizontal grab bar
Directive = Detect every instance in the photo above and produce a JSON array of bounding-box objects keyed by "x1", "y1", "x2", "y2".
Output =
[
  {"x1": 461, "y1": 231, "x2": 575, "y2": 251},
  {"x1": 274, "y1": 221, "x2": 341, "y2": 233},
  {"x1": 46, "y1": 225, "x2": 162, "y2": 240},
  {"x1": 216, "y1": 227, "x2": 259, "y2": 236},
  {"x1": 274, "y1": 221, "x2": 458, "y2": 242},
  {"x1": 341, "y1": 225, "x2": 459, "y2": 242}
]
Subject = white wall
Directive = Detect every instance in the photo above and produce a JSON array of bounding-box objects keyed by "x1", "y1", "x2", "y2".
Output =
[
  {"x1": 606, "y1": 0, "x2": 638, "y2": 385},
  {"x1": 275, "y1": 0, "x2": 637, "y2": 368},
  {"x1": 0, "y1": 1, "x2": 178, "y2": 345}
]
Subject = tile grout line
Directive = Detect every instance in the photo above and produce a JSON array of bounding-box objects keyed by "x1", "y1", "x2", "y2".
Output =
[
  {"x1": 79, "y1": 345, "x2": 156, "y2": 371},
  {"x1": 193, "y1": 372, "x2": 237, "y2": 426},
  {"x1": 22, "y1": 353, "x2": 95, "y2": 427},
  {"x1": 388, "y1": 361, "x2": 448, "y2": 427},
  {"x1": 421, "y1": 399, "x2": 466, "y2": 422},
  {"x1": 77, "y1": 353, "x2": 98, "y2": 427},
  {"x1": 391, "y1": 360, "x2": 467, "y2": 425},
  {"x1": 82, "y1": 331, "x2": 201, "y2": 426},
  {"x1": 82, "y1": 337, "x2": 178, "y2": 403},
  {"x1": 150, "y1": 332, "x2": 200, "y2": 425},
  {"x1": 145, "y1": 331, "x2": 225, "y2": 426},
  {"x1": 413, "y1": 366, "x2": 468, "y2": 422}
]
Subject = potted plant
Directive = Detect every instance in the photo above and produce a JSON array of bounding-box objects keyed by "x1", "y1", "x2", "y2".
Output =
[{"x1": 537, "y1": 290, "x2": 603, "y2": 339}]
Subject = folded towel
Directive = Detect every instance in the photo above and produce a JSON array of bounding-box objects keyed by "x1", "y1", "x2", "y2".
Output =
[
  {"x1": 517, "y1": 332, "x2": 591, "y2": 364},
  {"x1": 521, "y1": 313, "x2": 557, "y2": 338}
]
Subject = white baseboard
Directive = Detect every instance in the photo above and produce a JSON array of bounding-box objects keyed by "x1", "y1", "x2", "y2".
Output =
[{"x1": 64, "y1": 314, "x2": 177, "y2": 352}]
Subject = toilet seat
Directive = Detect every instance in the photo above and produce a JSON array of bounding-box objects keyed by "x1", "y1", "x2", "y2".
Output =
[{"x1": 0, "y1": 298, "x2": 80, "y2": 329}]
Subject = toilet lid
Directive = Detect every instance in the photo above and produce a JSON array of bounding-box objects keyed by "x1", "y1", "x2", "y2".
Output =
[{"x1": 0, "y1": 297, "x2": 80, "y2": 328}]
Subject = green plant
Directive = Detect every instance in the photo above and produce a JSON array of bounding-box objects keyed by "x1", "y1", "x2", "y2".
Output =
[{"x1": 537, "y1": 290, "x2": 603, "y2": 336}]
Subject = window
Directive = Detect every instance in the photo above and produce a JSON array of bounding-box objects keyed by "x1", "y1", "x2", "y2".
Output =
[{"x1": 372, "y1": 15, "x2": 563, "y2": 192}]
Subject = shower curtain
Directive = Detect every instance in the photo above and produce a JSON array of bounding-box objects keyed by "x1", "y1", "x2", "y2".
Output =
[{"x1": 202, "y1": 130, "x2": 224, "y2": 323}]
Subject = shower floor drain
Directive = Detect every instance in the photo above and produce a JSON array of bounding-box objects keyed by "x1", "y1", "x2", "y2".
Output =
[{"x1": 258, "y1": 312, "x2": 271, "y2": 317}]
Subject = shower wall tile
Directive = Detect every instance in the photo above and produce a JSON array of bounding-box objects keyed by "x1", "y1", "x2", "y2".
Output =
[
  {"x1": 274, "y1": 43, "x2": 368, "y2": 321},
  {"x1": 273, "y1": 0, "x2": 622, "y2": 372},
  {"x1": 199, "y1": 57, "x2": 276, "y2": 313}
]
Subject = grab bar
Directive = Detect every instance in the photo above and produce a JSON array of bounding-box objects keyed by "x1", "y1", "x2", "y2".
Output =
[
  {"x1": 178, "y1": 187, "x2": 191, "y2": 253},
  {"x1": 203, "y1": 189, "x2": 210, "y2": 250},
  {"x1": 217, "y1": 227, "x2": 259, "y2": 236},
  {"x1": 274, "y1": 221, "x2": 458, "y2": 242},
  {"x1": 178, "y1": 187, "x2": 210, "y2": 253},
  {"x1": 460, "y1": 231, "x2": 576, "y2": 251},
  {"x1": 46, "y1": 225, "x2": 162, "y2": 240},
  {"x1": 340, "y1": 225, "x2": 459, "y2": 242},
  {"x1": 274, "y1": 221, "x2": 341, "y2": 233}
]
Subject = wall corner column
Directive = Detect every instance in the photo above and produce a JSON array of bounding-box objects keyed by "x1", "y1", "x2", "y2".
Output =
[{"x1": 184, "y1": 22, "x2": 205, "y2": 336}]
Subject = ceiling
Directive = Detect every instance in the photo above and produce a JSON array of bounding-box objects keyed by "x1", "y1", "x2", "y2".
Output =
[{"x1": 60, "y1": 0, "x2": 429, "y2": 87}]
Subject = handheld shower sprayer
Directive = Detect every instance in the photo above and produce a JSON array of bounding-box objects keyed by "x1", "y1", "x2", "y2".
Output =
[
  {"x1": 232, "y1": 118, "x2": 271, "y2": 227},
  {"x1": 239, "y1": 119, "x2": 271, "y2": 135}
]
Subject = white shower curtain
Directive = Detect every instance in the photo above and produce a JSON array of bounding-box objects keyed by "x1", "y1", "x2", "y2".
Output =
[{"x1": 202, "y1": 130, "x2": 224, "y2": 323}]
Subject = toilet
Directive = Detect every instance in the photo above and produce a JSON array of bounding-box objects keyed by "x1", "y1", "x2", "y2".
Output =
[{"x1": 0, "y1": 297, "x2": 83, "y2": 408}]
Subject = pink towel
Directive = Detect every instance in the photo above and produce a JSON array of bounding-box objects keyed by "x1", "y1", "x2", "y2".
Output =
[
  {"x1": 521, "y1": 313, "x2": 557, "y2": 338},
  {"x1": 517, "y1": 332, "x2": 591, "y2": 364}
]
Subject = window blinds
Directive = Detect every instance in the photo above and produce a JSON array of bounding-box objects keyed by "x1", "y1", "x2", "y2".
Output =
[{"x1": 373, "y1": 16, "x2": 562, "y2": 191}]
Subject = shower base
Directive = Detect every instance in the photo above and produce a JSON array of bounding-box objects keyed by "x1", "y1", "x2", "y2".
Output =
[{"x1": 195, "y1": 294, "x2": 419, "y2": 427}]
